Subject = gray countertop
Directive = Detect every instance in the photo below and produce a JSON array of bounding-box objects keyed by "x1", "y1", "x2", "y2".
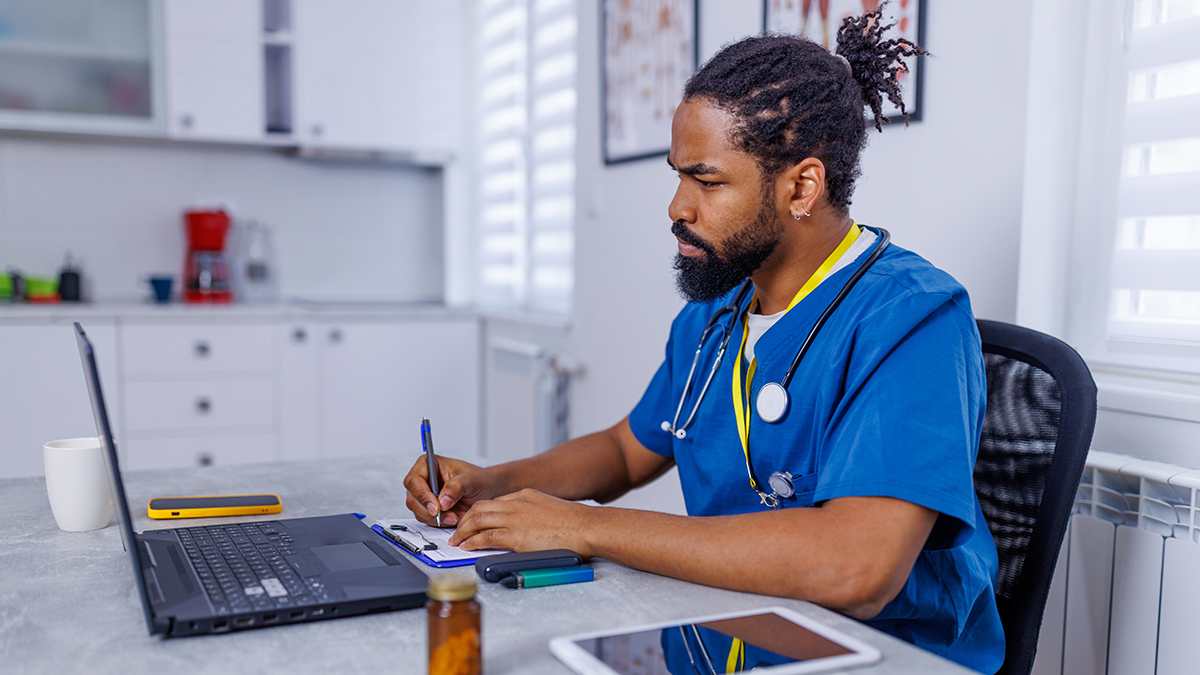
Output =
[{"x1": 0, "y1": 456, "x2": 974, "y2": 675}]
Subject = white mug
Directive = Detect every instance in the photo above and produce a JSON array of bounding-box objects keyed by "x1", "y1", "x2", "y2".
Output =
[{"x1": 43, "y1": 437, "x2": 113, "y2": 532}]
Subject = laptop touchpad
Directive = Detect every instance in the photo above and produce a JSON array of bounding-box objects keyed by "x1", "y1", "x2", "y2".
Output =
[{"x1": 312, "y1": 542, "x2": 389, "y2": 572}]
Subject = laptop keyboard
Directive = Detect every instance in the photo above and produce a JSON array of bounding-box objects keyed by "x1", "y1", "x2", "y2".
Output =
[{"x1": 176, "y1": 523, "x2": 330, "y2": 616}]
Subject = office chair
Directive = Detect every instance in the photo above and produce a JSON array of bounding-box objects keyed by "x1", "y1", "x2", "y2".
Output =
[{"x1": 973, "y1": 320, "x2": 1097, "y2": 675}]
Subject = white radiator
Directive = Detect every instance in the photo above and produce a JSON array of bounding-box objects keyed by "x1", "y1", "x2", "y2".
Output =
[
  {"x1": 1032, "y1": 450, "x2": 1200, "y2": 675},
  {"x1": 485, "y1": 338, "x2": 580, "y2": 463}
]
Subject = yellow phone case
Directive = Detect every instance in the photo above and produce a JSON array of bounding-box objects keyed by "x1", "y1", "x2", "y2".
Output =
[{"x1": 147, "y1": 494, "x2": 283, "y2": 519}]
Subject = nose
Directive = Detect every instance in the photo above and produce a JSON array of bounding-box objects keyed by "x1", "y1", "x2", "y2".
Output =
[{"x1": 668, "y1": 182, "x2": 696, "y2": 226}]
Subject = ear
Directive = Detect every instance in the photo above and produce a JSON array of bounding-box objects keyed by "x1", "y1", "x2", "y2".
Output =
[{"x1": 780, "y1": 157, "x2": 826, "y2": 220}]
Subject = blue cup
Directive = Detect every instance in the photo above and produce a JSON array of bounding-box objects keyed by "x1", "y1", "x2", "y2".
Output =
[{"x1": 148, "y1": 276, "x2": 173, "y2": 304}]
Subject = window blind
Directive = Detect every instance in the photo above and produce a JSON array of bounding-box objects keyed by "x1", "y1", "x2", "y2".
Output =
[
  {"x1": 1109, "y1": 0, "x2": 1200, "y2": 344},
  {"x1": 475, "y1": 0, "x2": 577, "y2": 314}
]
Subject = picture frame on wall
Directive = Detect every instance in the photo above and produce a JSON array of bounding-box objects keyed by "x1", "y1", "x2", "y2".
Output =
[
  {"x1": 601, "y1": 0, "x2": 699, "y2": 165},
  {"x1": 763, "y1": 0, "x2": 926, "y2": 125}
]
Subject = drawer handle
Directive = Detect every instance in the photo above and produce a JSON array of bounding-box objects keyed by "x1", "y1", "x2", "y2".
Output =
[
  {"x1": 197, "y1": 453, "x2": 213, "y2": 467},
  {"x1": 292, "y1": 328, "x2": 307, "y2": 343},
  {"x1": 195, "y1": 397, "x2": 212, "y2": 414},
  {"x1": 194, "y1": 341, "x2": 211, "y2": 358}
]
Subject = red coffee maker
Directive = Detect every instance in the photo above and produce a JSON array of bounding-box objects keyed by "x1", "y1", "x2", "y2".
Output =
[{"x1": 184, "y1": 210, "x2": 233, "y2": 303}]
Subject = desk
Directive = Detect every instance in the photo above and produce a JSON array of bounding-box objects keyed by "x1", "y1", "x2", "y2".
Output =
[{"x1": 0, "y1": 456, "x2": 975, "y2": 674}]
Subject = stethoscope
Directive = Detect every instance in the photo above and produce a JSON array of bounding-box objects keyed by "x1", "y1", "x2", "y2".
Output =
[
  {"x1": 678, "y1": 625, "x2": 720, "y2": 675},
  {"x1": 661, "y1": 227, "x2": 891, "y2": 506}
]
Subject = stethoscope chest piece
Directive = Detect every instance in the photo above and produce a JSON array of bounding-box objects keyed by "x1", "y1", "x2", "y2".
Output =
[{"x1": 755, "y1": 382, "x2": 789, "y2": 423}]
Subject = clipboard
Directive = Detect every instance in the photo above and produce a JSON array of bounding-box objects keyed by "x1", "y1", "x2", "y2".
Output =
[{"x1": 371, "y1": 519, "x2": 510, "y2": 568}]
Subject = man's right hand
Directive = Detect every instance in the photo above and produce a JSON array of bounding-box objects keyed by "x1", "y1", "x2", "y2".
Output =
[{"x1": 402, "y1": 455, "x2": 502, "y2": 527}]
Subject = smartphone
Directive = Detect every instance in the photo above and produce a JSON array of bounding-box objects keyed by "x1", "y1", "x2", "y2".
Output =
[{"x1": 147, "y1": 494, "x2": 282, "y2": 519}]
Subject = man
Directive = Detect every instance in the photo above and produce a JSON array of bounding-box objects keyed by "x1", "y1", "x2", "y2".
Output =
[{"x1": 405, "y1": 10, "x2": 1004, "y2": 673}]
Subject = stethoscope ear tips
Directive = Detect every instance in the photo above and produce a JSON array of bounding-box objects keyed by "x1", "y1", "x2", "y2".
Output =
[{"x1": 660, "y1": 421, "x2": 672, "y2": 432}]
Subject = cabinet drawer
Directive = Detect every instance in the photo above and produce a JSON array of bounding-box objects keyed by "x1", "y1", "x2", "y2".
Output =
[
  {"x1": 122, "y1": 324, "x2": 275, "y2": 375},
  {"x1": 121, "y1": 433, "x2": 278, "y2": 472},
  {"x1": 124, "y1": 379, "x2": 275, "y2": 432}
]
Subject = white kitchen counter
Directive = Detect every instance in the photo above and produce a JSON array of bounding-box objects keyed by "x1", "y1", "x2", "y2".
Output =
[{"x1": 0, "y1": 300, "x2": 480, "y2": 324}]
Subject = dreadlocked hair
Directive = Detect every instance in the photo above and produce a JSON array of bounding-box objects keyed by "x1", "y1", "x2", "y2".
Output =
[
  {"x1": 836, "y1": 6, "x2": 929, "y2": 132},
  {"x1": 682, "y1": 1, "x2": 927, "y2": 211}
]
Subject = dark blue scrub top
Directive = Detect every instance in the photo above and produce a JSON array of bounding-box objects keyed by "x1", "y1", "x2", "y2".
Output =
[{"x1": 628, "y1": 234, "x2": 1005, "y2": 674}]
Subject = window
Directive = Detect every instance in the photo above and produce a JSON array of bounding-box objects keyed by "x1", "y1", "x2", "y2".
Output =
[
  {"x1": 474, "y1": 0, "x2": 577, "y2": 315},
  {"x1": 1107, "y1": 0, "x2": 1200, "y2": 348}
]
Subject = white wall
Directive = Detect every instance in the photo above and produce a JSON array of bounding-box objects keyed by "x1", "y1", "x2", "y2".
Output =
[
  {"x1": 537, "y1": 0, "x2": 1034, "y2": 513},
  {"x1": 0, "y1": 136, "x2": 444, "y2": 303}
]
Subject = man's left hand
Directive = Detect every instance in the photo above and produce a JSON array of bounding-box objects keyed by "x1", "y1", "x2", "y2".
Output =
[{"x1": 447, "y1": 488, "x2": 593, "y2": 556}]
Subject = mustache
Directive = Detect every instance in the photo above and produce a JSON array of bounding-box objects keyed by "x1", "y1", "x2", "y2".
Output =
[{"x1": 671, "y1": 220, "x2": 715, "y2": 255}]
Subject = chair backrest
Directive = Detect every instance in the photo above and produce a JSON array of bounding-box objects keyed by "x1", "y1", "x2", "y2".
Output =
[{"x1": 973, "y1": 320, "x2": 1097, "y2": 675}]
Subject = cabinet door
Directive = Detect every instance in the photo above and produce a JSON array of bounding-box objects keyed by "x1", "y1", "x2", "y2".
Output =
[
  {"x1": 319, "y1": 319, "x2": 480, "y2": 461},
  {"x1": 278, "y1": 322, "x2": 320, "y2": 462},
  {"x1": 292, "y1": 0, "x2": 462, "y2": 153},
  {"x1": 0, "y1": 0, "x2": 160, "y2": 135},
  {"x1": 0, "y1": 322, "x2": 120, "y2": 478},
  {"x1": 163, "y1": 0, "x2": 264, "y2": 141}
]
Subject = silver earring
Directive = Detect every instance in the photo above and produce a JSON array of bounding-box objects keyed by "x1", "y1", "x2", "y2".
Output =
[{"x1": 792, "y1": 211, "x2": 802, "y2": 221}]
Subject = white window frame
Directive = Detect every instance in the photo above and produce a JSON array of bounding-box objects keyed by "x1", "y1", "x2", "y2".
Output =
[{"x1": 1018, "y1": 0, "x2": 1200, "y2": 426}]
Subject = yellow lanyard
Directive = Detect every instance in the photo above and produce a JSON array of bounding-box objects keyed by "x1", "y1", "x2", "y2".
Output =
[
  {"x1": 731, "y1": 224, "x2": 861, "y2": 490},
  {"x1": 726, "y1": 638, "x2": 745, "y2": 673}
]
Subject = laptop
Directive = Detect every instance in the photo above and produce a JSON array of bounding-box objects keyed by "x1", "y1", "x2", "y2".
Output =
[{"x1": 73, "y1": 322, "x2": 430, "y2": 636}]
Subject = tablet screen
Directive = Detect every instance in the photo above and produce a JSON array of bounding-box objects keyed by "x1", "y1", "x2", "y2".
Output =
[{"x1": 571, "y1": 611, "x2": 856, "y2": 674}]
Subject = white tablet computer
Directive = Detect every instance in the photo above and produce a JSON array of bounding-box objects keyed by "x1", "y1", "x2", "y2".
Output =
[{"x1": 549, "y1": 606, "x2": 882, "y2": 675}]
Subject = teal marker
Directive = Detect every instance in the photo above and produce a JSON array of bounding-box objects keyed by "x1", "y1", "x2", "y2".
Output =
[{"x1": 499, "y1": 565, "x2": 594, "y2": 589}]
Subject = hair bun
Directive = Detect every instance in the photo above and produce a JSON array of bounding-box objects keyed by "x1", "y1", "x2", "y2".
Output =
[{"x1": 834, "y1": 0, "x2": 928, "y2": 131}]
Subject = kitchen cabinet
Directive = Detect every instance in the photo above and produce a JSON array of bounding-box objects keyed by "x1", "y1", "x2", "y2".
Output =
[
  {"x1": 0, "y1": 0, "x2": 466, "y2": 157},
  {"x1": 0, "y1": 321, "x2": 120, "y2": 478},
  {"x1": 278, "y1": 322, "x2": 321, "y2": 462},
  {"x1": 0, "y1": 310, "x2": 481, "y2": 478},
  {"x1": 315, "y1": 318, "x2": 481, "y2": 460},
  {"x1": 162, "y1": 0, "x2": 263, "y2": 141},
  {"x1": 119, "y1": 320, "x2": 279, "y2": 470},
  {"x1": 0, "y1": 0, "x2": 161, "y2": 136},
  {"x1": 291, "y1": 0, "x2": 463, "y2": 154},
  {"x1": 279, "y1": 317, "x2": 481, "y2": 462}
]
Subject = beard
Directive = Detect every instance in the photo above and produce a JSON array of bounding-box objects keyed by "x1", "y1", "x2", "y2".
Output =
[{"x1": 672, "y1": 193, "x2": 782, "y2": 304}]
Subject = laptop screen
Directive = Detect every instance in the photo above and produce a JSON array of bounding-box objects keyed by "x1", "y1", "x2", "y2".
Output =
[{"x1": 74, "y1": 322, "x2": 158, "y2": 635}]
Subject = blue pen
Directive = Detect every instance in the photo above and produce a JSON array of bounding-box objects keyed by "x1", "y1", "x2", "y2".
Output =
[
  {"x1": 421, "y1": 417, "x2": 442, "y2": 527},
  {"x1": 499, "y1": 565, "x2": 594, "y2": 589}
]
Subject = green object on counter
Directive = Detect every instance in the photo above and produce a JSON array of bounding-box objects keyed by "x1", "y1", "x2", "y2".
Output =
[
  {"x1": 0, "y1": 273, "x2": 9, "y2": 297},
  {"x1": 24, "y1": 276, "x2": 57, "y2": 297}
]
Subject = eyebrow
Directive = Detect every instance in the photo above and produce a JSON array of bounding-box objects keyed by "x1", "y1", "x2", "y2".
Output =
[{"x1": 666, "y1": 157, "x2": 722, "y2": 176}]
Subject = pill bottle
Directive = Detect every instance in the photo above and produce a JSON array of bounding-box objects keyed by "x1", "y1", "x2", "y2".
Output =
[{"x1": 427, "y1": 574, "x2": 481, "y2": 675}]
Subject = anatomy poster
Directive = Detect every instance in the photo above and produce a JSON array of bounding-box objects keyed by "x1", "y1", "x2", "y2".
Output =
[
  {"x1": 603, "y1": 0, "x2": 698, "y2": 164},
  {"x1": 764, "y1": 0, "x2": 925, "y2": 123}
]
